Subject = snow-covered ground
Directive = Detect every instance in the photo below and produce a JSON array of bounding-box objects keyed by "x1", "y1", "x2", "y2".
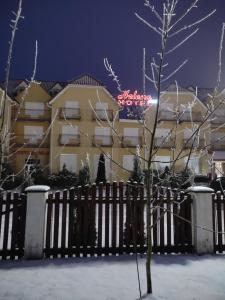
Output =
[{"x1": 0, "y1": 254, "x2": 224, "y2": 300}]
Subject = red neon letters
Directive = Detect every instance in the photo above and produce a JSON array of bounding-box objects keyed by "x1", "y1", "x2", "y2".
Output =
[{"x1": 117, "y1": 90, "x2": 152, "y2": 106}]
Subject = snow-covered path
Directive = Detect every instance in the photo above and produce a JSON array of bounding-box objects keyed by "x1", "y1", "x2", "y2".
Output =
[{"x1": 0, "y1": 254, "x2": 224, "y2": 300}]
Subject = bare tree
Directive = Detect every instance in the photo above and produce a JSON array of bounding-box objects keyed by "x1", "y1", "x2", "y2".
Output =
[{"x1": 102, "y1": 0, "x2": 225, "y2": 295}]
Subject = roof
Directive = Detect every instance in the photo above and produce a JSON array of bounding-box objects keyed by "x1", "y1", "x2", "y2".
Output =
[
  {"x1": 187, "y1": 86, "x2": 215, "y2": 103},
  {"x1": 163, "y1": 83, "x2": 190, "y2": 93},
  {"x1": 0, "y1": 80, "x2": 24, "y2": 97},
  {"x1": 69, "y1": 74, "x2": 104, "y2": 87}
]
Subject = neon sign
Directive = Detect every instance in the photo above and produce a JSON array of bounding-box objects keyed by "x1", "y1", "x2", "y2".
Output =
[{"x1": 117, "y1": 90, "x2": 152, "y2": 106}]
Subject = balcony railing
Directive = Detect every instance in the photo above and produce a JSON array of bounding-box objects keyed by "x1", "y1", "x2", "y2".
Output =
[
  {"x1": 11, "y1": 134, "x2": 50, "y2": 148},
  {"x1": 154, "y1": 137, "x2": 174, "y2": 149},
  {"x1": 58, "y1": 134, "x2": 80, "y2": 146},
  {"x1": 158, "y1": 110, "x2": 176, "y2": 121},
  {"x1": 179, "y1": 111, "x2": 202, "y2": 122},
  {"x1": 182, "y1": 138, "x2": 205, "y2": 149},
  {"x1": 211, "y1": 115, "x2": 225, "y2": 125},
  {"x1": 11, "y1": 108, "x2": 51, "y2": 121},
  {"x1": 92, "y1": 135, "x2": 113, "y2": 147},
  {"x1": 59, "y1": 108, "x2": 81, "y2": 120},
  {"x1": 210, "y1": 138, "x2": 225, "y2": 151},
  {"x1": 92, "y1": 109, "x2": 113, "y2": 121},
  {"x1": 158, "y1": 110, "x2": 202, "y2": 122},
  {"x1": 121, "y1": 136, "x2": 143, "y2": 148}
]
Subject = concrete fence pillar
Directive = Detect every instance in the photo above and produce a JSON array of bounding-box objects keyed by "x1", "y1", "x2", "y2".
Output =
[
  {"x1": 186, "y1": 186, "x2": 214, "y2": 255},
  {"x1": 24, "y1": 185, "x2": 50, "y2": 259}
]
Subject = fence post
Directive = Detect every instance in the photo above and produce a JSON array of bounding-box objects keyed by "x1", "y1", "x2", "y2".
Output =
[
  {"x1": 186, "y1": 186, "x2": 214, "y2": 255},
  {"x1": 24, "y1": 185, "x2": 50, "y2": 259}
]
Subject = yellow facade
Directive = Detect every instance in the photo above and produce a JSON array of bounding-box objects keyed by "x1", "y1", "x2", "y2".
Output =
[
  {"x1": 0, "y1": 88, "x2": 13, "y2": 155},
  {"x1": 10, "y1": 81, "x2": 51, "y2": 175},
  {"x1": 4, "y1": 78, "x2": 225, "y2": 182},
  {"x1": 49, "y1": 82, "x2": 144, "y2": 181},
  {"x1": 145, "y1": 85, "x2": 210, "y2": 175}
]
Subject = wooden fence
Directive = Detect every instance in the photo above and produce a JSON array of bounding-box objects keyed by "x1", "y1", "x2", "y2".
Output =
[
  {"x1": 44, "y1": 182, "x2": 193, "y2": 258},
  {"x1": 1, "y1": 184, "x2": 225, "y2": 260},
  {"x1": 0, "y1": 192, "x2": 26, "y2": 260},
  {"x1": 213, "y1": 191, "x2": 225, "y2": 253}
]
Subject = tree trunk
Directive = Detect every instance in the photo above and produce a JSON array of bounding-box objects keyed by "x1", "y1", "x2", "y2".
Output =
[{"x1": 146, "y1": 172, "x2": 152, "y2": 293}]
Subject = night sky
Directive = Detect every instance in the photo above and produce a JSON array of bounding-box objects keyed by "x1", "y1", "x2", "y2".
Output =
[{"x1": 0, "y1": 0, "x2": 225, "y2": 96}]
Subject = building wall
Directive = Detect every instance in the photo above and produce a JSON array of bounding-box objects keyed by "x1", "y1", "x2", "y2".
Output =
[
  {"x1": 10, "y1": 82, "x2": 51, "y2": 174},
  {"x1": 6, "y1": 80, "x2": 225, "y2": 182},
  {"x1": 145, "y1": 91, "x2": 210, "y2": 175}
]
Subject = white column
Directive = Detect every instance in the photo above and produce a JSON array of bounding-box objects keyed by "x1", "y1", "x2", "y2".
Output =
[
  {"x1": 24, "y1": 185, "x2": 50, "y2": 259},
  {"x1": 186, "y1": 186, "x2": 214, "y2": 254}
]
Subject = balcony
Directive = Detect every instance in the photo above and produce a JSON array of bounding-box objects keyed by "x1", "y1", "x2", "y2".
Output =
[
  {"x1": 158, "y1": 110, "x2": 176, "y2": 121},
  {"x1": 121, "y1": 136, "x2": 143, "y2": 148},
  {"x1": 92, "y1": 135, "x2": 113, "y2": 147},
  {"x1": 154, "y1": 137, "x2": 174, "y2": 149},
  {"x1": 210, "y1": 136, "x2": 225, "y2": 150},
  {"x1": 182, "y1": 138, "x2": 205, "y2": 149},
  {"x1": 11, "y1": 134, "x2": 50, "y2": 148},
  {"x1": 59, "y1": 108, "x2": 81, "y2": 120},
  {"x1": 179, "y1": 111, "x2": 202, "y2": 122},
  {"x1": 58, "y1": 134, "x2": 80, "y2": 146},
  {"x1": 211, "y1": 115, "x2": 225, "y2": 125},
  {"x1": 92, "y1": 109, "x2": 113, "y2": 121},
  {"x1": 158, "y1": 110, "x2": 202, "y2": 122},
  {"x1": 11, "y1": 108, "x2": 51, "y2": 121}
]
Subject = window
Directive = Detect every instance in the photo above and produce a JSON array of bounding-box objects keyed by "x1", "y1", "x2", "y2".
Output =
[
  {"x1": 64, "y1": 101, "x2": 80, "y2": 118},
  {"x1": 123, "y1": 155, "x2": 134, "y2": 171},
  {"x1": 154, "y1": 156, "x2": 170, "y2": 171},
  {"x1": 60, "y1": 154, "x2": 77, "y2": 173},
  {"x1": 24, "y1": 126, "x2": 43, "y2": 144},
  {"x1": 24, "y1": 158, "x2": 40, "y2": 174},
  {"x1": 61, "y1": 125, "x2": 78, "y2": 144},
  {"x1": 184, "y1": 129, "x2": 199, "y2": 147},
  {"x1": 95, "y1": 102, "x2": 109, "y2": 120},
  {"x1": 123, "y1": 128, "x2": 139, "y2": 146},
  {"x1": 25, "y1": 102, "x2": 44, "y2": 118},
  {"x1": 159, "y1": 103, "x2": 174, "y2": 119},
  {"x1": 184, "y1": 156, "x2": 199, "y2": 174},
  {"x1": 94, "y1": 127, "x2": 111, "y2": 145},
  {"x1": 155, "y1": 128, "x2": 171, "y2": 147}
]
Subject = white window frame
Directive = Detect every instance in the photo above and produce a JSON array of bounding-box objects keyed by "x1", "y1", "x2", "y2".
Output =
[{"x1": 60, "y1": 154, "x2": 77, "y2": 173}]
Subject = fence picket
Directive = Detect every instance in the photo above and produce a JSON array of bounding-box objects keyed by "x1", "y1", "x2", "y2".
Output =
[
  {"x1": 2, "y1": 193, "x2": 11, "y2": 260},
  {"x1": 18, "y1": 193, "x2": 26, "y2": 259},
  {"x1": 159, "y1": 189, "x2": 165, "y2": 254},
  {"x1": 139, "y1": 183, "x2": 145, "y2": 253},
  {"x1": 68, "y1": 188, "x2": 75, "y2": 257},
  {"x1": 125, "y1": 182, "x2": 131, "y2": 253},
  {"x1": 61, "y1": 190, "x2": 67, "y2": 257},
  {"x1": 112, "y1": 182, "x2": 117, "y2": 255},
  {"x1": 10, "y1": 193, "x2": 19, "y2": 260},
  {"x1": 97, "y1": 183, "x2": 103, "y2": 256},
  {"x1": 173, "y1": 190, "x2": 179, "y2": 253},
  {"x1": 216, "y1": 192, "x2": 222, "y2": 253},
  {"x1": 105, "y1": 182, "x2": 110, "y2": 255},
  {"x1": 45, "y1": 193, "x2": 53, "y2": 258},
  {"x1": 152, "y1": 186, "x2": 158, "y2": 250},
  {"x1": 119, "y1": 182, "x2": 124, "y2": 254},
  {"x1": 53, "y1": 191, "x2": 60, "y2": 258},
  {"x1": 82, "y1": 185, "x2": 89, "y2": 257},
  {"x1": 90, "y1": 184, "x2": 96, "y2": 256},
  {"x1": 166, "y1": 189, "x2": 171, "y2": 252}
]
